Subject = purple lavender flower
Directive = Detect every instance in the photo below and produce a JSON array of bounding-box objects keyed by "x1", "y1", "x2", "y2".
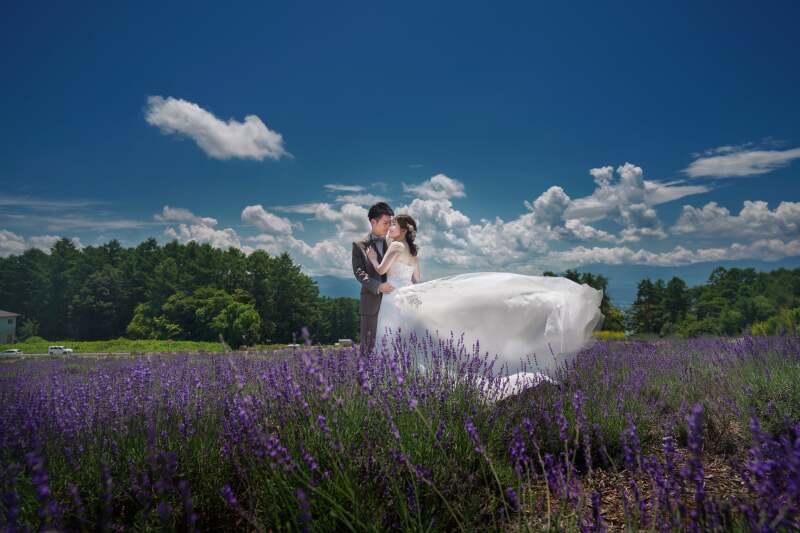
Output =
[
  {"x1": 554, "y1": 399, "x2": 570, "y2": 442},
  {"x1": 685, "y1": 403, "x2": 707, "y2": 530},
  {"x1": 220, "y1": 484, "x2": 239, "y2": 508},
  {"x1": 1, "y1": 331, "x2": 799, "y2": 530},
  {"x1": 622, "y1": 414, "x2": 641, "y2": 472},
  {"x1": 296, "y1": 488, "x2": 312, "y2": 532},
  {"x1": 504, "y1": 487, "x2": 519, "y2": 512},
  {"x1": 464, "y1": 416, "x2": 484, "y2": 455}
]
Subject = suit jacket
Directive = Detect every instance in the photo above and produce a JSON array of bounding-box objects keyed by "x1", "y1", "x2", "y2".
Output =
[{"x1": 352, "y1": 233, "x2": 387, "y2": 316}]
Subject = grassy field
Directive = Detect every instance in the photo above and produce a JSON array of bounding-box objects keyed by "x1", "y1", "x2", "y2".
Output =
[
  {"x1": 0, "y1": 335, "x2": 798, "y2": 531},
  {"x1": 4, "y1": 335, "x2": 625, "y2": 355},
  {"x1": 4, "y1": 337, "x2": 290, "y2": 354}
]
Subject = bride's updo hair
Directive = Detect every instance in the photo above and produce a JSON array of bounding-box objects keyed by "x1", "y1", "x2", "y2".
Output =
[{"x1": 395, "y1": 214, "x2": 418, "y2": 257}]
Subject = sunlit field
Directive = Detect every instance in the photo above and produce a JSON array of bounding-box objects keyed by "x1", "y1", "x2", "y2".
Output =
[
  {"x1": 1, "y1": 335, "x2": 798, "y2": 531},
  {"x1": 4, "y1": 337, "x2": 291, "y2": 355}
]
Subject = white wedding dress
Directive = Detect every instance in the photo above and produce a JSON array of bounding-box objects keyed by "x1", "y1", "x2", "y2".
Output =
[{"x1": 375, "y1": 259, "x2": 604, "y2": 397}]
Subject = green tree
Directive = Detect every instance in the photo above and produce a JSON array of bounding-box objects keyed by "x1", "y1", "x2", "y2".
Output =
[
  {"x1": 44, "y1": 238, "x2": 82, "y2": 338},
  {"x1": 316, "y1": 297, "x2": 360, "y2": 343},
  {"x1": 719, "y1": 308, "x2": 744, "y2": 335},
  {"x1": 0, "y1": 249, "x2": 51, "y2": 332},
  {"x1": 245, "y1": 251, "x2": 278, "y2": 341},
  {"x1": 677, "y1": 314, "x2": 721, "y2": 337},
  {"x1": 123, "y1": 238, "x2": 163, "y2": 321},
  {"x1": 69, "y1": 264, "x2": 126, "y2": 340},
  {"x1": 17, "y1": 318, "x2": 40, "y2": 341},
  {"x1": 270, "y1": 253, "x2": 322, "y2": 342},
  {"x1": 211, "y1": 301, "x2": 262, "y2": 348},
  {"x1": 629, "y1": 278, "x2": 668, "y2": 334},
  {"x1": 751, "y1": 307, "x2": 800, "y2": 336},
  {"x1": 739, "y1": 294, "x2": 775, "y2": 325},
  {"x1": 222, "y1": 247, "x2": 250, "y2": 294},
  {"x1": 663, "y1": 277, "x2": 690, "y2": 323},
  {"x1": 126, "y1": 302, "x2": 182, "y2": 339}
]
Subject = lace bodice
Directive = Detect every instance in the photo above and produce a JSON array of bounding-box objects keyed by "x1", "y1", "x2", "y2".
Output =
[{"x1": 386, "y1": 261, "x2": 416, "y2": 289}]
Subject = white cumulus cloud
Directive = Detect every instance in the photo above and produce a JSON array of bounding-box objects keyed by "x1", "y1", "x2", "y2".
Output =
[
  {"x1": 671, "y1": 200, "x2": 800, "y2": 239},
  {"x1": 566, "y1": 162, "x2": 710, "y2": 223},
  {"x1": 334, "y1": 193, "x2": 387, "y2": 205},
  {"x1": 145, "y1": 95, "x2": 288, "y2": 161},
  {"x1": 684, "y1": 146, "x2": 800, "y2": 178},
  {"x1": 0, "y1": 229, "x2": 27, "y2": 257},
  {"x1": 403, "y1": 174, "x2": 466, "y2": 200},
  {"x1": 157, "y1": 206, "x2": 248, "y2": 252},
  {"x1": 564, "y1": 163, "x2": 670, "y2": 240},
  {"x1": 154, "y1": 205, "x2": 218, "y2": 226},
  {"x1": 563, "y1": 219, "x2": 619, "y2": 243},
  {"x1": 324, "y1": 184, "x2": 365, "y2": 192},
  {"x1": 165, "y1": 224, "x2": 245, "y2": 251},
  {"x1": 130, "y1": 162, "x2": 800, "y2": 280},
  {"x1": 274, "y1": 202, "x2": 342, "y2": 222},
  {"x1": 547, "y1": 238, "x2": 800, "y2": 268},
  {"x1": 526, "y1": 186, "x2": 571, "y2": 228},
  {"x1": 241, "y1": 205, "x2": 295, "y2": 235},
  {"x1": 0, "y1": 229, "x2": 84, "y2": 257}
]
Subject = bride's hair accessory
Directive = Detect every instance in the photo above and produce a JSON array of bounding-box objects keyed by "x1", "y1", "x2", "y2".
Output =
[{"x1": 394, "y1": 214, "x2": 418, "y2": 256}]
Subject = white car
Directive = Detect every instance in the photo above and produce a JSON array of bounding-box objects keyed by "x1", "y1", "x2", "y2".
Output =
[
  {"x1": 1, "y1": 348, "x2": 23, "y2": 355},
  {"x1": 48, "y1": 346, "x2": 74, "y2": 355}
]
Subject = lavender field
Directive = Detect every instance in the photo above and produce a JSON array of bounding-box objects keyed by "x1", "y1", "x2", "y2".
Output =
[{"x1": 1, "y1": 334, "x2": 799, "y2": 531}]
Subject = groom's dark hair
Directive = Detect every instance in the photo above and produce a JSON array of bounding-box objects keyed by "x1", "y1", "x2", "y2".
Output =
[{"x1": 368, "y1": 202, "x2": 394, "y2": 221}]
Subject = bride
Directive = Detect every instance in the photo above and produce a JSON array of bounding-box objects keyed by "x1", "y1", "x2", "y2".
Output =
[{"x1": 365, "y1": 215, "x2": 605, "y2": 389}]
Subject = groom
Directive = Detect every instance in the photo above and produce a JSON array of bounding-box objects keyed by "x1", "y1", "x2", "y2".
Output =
[{"x1": 352, "y1": 202, "x2": 396, "y2": 353}]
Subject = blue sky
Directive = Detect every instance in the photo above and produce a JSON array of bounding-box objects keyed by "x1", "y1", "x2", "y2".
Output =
[{"x1": 2, "y1": 1, "x2": 799, "y2": 304}]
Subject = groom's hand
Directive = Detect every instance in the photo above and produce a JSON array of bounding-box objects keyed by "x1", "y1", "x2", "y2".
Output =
[{"x1": 379, "y1": 282, "x2": 395, "y2": 294}]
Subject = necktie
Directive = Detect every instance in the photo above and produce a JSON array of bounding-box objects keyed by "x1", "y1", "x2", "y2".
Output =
[{"x1": 370, "y1": 235, "x2": 384, "y2": 259}]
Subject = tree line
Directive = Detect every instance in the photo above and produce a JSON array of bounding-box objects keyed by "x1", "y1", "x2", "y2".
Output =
[
  {"x1": 2, "y1": 239, "x2": 798, "y2": 344},
  {"x1": 625, "y1": 266, "x2": 800, "y2": 336},
  {"x1": 0, "y1": 238, "x2": 358, "y2": 347},
  {"x1": 540, "y1": 266, "x2": 800, "y2": 337}
]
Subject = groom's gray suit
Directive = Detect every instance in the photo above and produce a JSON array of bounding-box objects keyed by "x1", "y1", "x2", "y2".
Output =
[{"x1": 352, "y1": 233, "x2": 387, "y2": 352}]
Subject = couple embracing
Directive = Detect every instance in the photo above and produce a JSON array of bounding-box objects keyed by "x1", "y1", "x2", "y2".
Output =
[
  {"x1": 351, "y1": 202, "x2": 419, "y2": 353},
  {"x1": 351, "y1": 201, "x2": 606, "y2": 378}
]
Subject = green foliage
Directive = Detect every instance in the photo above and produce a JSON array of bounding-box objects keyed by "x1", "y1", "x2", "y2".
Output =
[
  {"x1": 628, "y1": 278, "x2": 669, "y2": 334},
  {"x1": 127, "y1": 301, "x2": 187, "y2": 340},
  {"x1": 1, "y1": 238, "x2": 360, "y2": 346},
  {"x1": 627, "y1": 267, "x2": 800, "y2": 337},
  {"x1": 69, "y1": 264, "x2": 127, "y2": 339},
  {"x1": 210, "y1": 301, "x2": 262, "y2": 348},
  {"x1": 663, "y1": 276, "x2": 690, "y2": 323},
  {"x1": 7, "y1": 236, "x2": 799, "y2": 345},
  {"x1": 315, "y1": 297, "x2": 360, "y2": 344},
  {"x1": 17, "y1": 318, "x2": 40, "y2": 341},
  {"x1": 9, "y1": 337, "x2": 241, "y2": 354},
  {"x1": 676, "y1": 314, "x2": 721, "y2": 337},
  {"x1": 732, "y1": 354, "x2": 800, "y2": 438},
  {"x1": 602, "y1": 304, "x2": 625, "y2": 332},
  {"x1": 750, "y1": 307, "x2": 800, "y2": 336},
  {"x1": 593, "y1": 330, "x2": 626, "y2": 340}
]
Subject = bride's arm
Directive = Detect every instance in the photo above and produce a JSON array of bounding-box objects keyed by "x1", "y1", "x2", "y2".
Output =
[
  {"x1": 412, "y1": 257, "x2": 421, "y2": 283},
  {"x1": 367, "y1": 242, "x2": 404, "y2": 275}
]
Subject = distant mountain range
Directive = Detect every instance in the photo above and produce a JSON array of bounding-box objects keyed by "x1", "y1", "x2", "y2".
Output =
[
  {"x1": 313, "y1": 275, "x2": 361, "y2": 299},
  {"x1": 314, "y1": 257, "x2": 800, "y2": 309}
]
